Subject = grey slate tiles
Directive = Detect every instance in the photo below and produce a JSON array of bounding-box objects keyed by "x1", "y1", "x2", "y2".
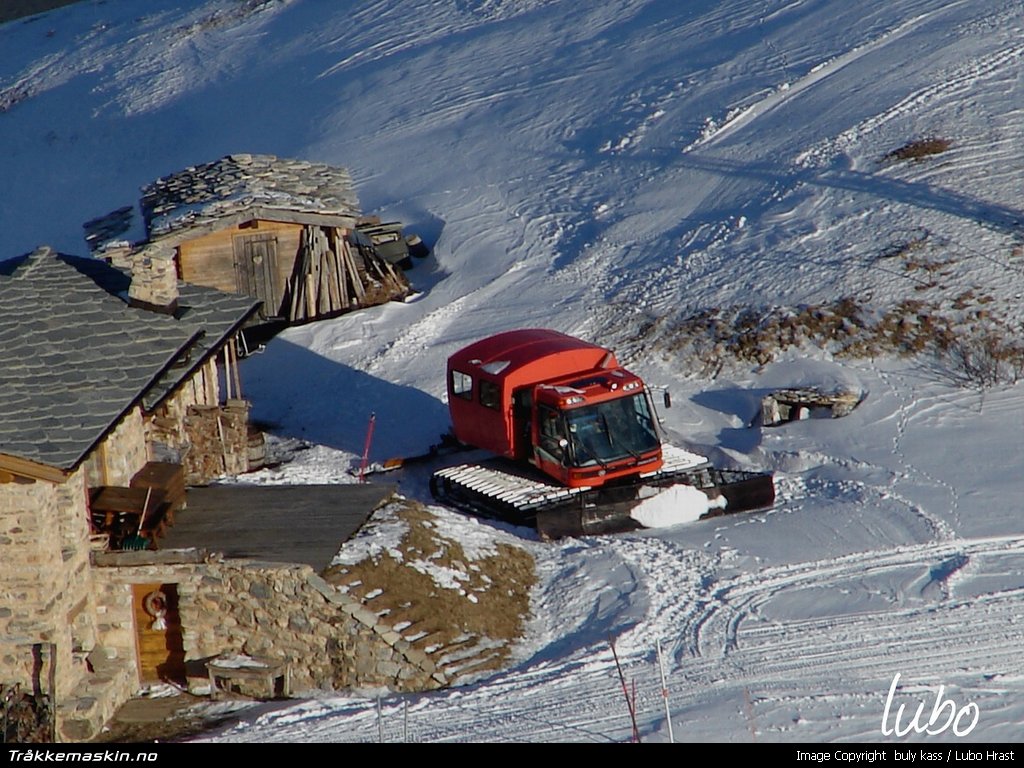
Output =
[
  {"x1": 141, "y1": 153, "x2": 360, "y2": 240},
  {"x1": 0, "y1": 247, "x2": 259, "y2": 472}
]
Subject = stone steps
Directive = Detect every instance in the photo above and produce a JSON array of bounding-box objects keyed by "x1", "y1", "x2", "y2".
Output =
[{"x1": 57, "y1": 649, "x2": 137, "y2": 741}]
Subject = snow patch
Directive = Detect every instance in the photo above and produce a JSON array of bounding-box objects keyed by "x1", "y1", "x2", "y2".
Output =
[
  {"x1": 756, "y1": 358, "x2": 866, "y2": 399},
  {"x1": 330, "y1": 502, "x2": 408, "y2": 567},
  {"x1": 629, "y1": 484, "x2": 727, "y2": 528}
]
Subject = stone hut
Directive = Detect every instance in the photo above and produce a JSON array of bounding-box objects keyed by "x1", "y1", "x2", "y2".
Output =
[
  {"x1": 85, "y1": 154, "x2": 410, "y2": 324},
  {"x1": 0, "y1": 246, "x2": 261, "y2": 740}
]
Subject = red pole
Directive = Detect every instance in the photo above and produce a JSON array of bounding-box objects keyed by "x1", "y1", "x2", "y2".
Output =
[
  {"x1": 631, "y1": 679, "x2": 638, "y2": 743},
  {"x1": 609, "y1": 636, "x2": 641, "y2": 743},
  {"x1": 359, "y1": 412, "x2": 376, "y2": 483}
]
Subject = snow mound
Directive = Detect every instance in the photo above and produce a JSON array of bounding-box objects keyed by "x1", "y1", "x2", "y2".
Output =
[
  {"x1": 629, "y1": 484, "x2": 727, "y2": 528},
  {"x1": 756, "y1": 358, "x2": 866, "y2": 399}
]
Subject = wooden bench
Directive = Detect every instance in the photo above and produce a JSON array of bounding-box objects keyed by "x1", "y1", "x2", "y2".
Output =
[
  {"x1": 207, "y1": 655, "x2": 291, "y2": 701},
  {"x1": 89, "y1": 462, "x2": 187, "y2": 550}
]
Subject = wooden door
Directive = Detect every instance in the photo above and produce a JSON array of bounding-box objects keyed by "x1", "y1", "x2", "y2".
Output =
[
  {"x1": 132, "y1": 583, "x2": 185, "y2": 685},
  {"x1": 233, "y1": 233, "x2": 280, "y2": 316}
]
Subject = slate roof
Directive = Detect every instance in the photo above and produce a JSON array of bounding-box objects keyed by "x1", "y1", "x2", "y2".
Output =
[
  {"x1": 145, "y1": 279, "x2": 261, "y2": 411},
  {"x1": 140, "y1": 153, "x2": 361, "y2": 243},
  {"x1": 0, "y1": 247, "x2": 260, "y2": 474}
]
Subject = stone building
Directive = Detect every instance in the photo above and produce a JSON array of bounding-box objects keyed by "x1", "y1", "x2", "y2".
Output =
[
  {"x1": 0, "y1": 246, "x2": 261, "y2": 740},
  {"x1": 85, "y1": 154, "x2": 411, "y2": 325}
]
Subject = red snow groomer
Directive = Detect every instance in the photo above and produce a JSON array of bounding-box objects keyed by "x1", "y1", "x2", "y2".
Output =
[{"x1": 429, "y1": 329, "x2": 775, "y2": 539}]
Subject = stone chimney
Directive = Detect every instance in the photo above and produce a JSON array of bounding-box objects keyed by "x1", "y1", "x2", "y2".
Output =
[{"x1": 127, "y1": 245, "x2": 179, "y2": 313}]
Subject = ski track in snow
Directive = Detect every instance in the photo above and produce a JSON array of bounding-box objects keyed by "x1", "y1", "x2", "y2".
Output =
[
  {"x1": 569, "y1": 1, "x2": 1024, "y2": 351},
  {"x1": 204, "y1": 533, "x2": 1024, "y2": 743},
  {"x1": 686, "y1": 3, "x2": 964, "y2": 153},
  {"x1": 873, "y1": 369, "x2": 958, "y2": 543}
]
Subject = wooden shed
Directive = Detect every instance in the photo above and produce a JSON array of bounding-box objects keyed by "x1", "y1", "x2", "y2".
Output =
[{"x1": 87, "y1": 154, "x2": 410, "y2": 324}]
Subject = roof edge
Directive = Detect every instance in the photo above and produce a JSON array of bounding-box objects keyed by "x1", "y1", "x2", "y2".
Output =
[
  {"x1": 144, "y1": 302, "x2": 263, "y2": 413},
  {"x1": 0, "y1": 453, "x2": 69, "y2": 484}
]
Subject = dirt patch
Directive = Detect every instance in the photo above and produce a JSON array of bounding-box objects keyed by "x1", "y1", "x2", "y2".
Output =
[
  {"x1": 882, "y1": 137, "x2": 952, "y2": 163},
  {"x1": 323, "y1": 499, "x2": 536, "y2": 682},
  {"x1": 651, "y1": 292, "x2": 1024, "y2": 388}
]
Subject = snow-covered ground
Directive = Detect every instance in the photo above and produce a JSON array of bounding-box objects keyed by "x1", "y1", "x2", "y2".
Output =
[{"x1": 3, "y1": 0, "x2": 1024, "y2": 743}]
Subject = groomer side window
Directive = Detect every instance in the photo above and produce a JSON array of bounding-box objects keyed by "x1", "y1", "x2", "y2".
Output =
[{"x1": 452, "y1": 370, "x2": 473, "y2": 400}]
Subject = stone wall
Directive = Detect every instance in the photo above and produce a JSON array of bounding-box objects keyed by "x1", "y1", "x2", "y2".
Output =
[
  {"x1": 0, "y1": 467, "x2": 120, "y2": 743},
  {"x1": 0, "y1": 470, "x2": 97, "y2": 698},
  {"x1": 144, "y1": 358, "x2": 219, "y2": 465},
  {"x1": 101, "y1": 408, "x2": 148, "y2": 487},
  {"x1": 143, "y1": 359, "x2": 253, "y2": 484},
  {"x1": 93, "y1": 554, "x2": 446, "y2": 697},
  {"x1": 0, "y1": 476, "x2": 61, "y2": 689}
]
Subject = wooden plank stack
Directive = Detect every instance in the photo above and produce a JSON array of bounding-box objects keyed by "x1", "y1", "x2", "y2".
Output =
[
  {"x1": 182, "y1": 401, "x2": 251, "y2": 485},
  {"x1": 286, "y1": 225, "x2": 409, "y2": 323}
]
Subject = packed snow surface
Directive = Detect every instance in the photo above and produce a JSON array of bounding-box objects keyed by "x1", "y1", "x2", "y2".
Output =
[{"x1": 3, "y1": 0, "x2": 1024, "y2": 744}]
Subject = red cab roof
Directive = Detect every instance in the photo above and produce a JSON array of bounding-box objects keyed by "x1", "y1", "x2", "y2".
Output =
[{"x1": 448, "y1": 329, "x2": 617, "y2": 386}]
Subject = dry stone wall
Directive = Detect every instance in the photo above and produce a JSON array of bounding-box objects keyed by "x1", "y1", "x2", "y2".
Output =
[
  {"x1": 0, "y1": 468, "x2": 124, "y2": 742},
  {"x1": 94, "y1": 554, "x2": 446, "y2": 696},
  {"x1": 144, "y1": 358, "x2": 219, "y2": 466},
  {"x1": 96, "y1": 407, "x2": 148, "y2": 487},
  {"x1": 0, "y1": 470, "x2": 97, "y2": 700}
]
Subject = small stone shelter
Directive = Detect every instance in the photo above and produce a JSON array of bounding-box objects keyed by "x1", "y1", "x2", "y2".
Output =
[
  {"x1": 0, "y1": 246, "x2": 261, "y2": 740},
  {"x1": 85, "y1": 154, "x2": 410, "y2": 324},
  {"x1": 760, "y1": 387, "x2": 863, "y2": 426}
]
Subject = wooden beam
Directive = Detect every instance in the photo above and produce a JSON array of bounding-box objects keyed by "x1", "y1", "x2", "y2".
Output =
[
  {"x1": 305, "y1": 273, "x2": 317, "y2": 318},
  {"x1": 341, "y1": 238, "x2": 366, "y2": 301},
  {"x1": 0, "y1": 453, "x2": 68, "y2": 484},
  {"x1": 329, "y1": 229, "x2": 348, "y2": 309},
  {"x1": 222, "y1": 345, "x2": 233, "y2": 401},
  {"x1": 288, "y1": 274, "x2": 301, "y2": 322},
  {"x1": 92, "y1": 548, "x2": 209, "y2": 567},
  {"x1": 230, "y1": 338, "x2": 242, "y2": 399}
]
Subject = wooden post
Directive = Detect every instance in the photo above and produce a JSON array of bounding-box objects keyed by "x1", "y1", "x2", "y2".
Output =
[
  {"x1": 324, "y1": 249, "x2": 339, "y2": 312},
  {"x1": 317, "y1": 246, "x2": 330, "y2": 316},
  {"x1": 231, "y1": 338, "x2": 242, "y2": 398},
  {"x1": 341, "y1": 239, "x2": 366, "y2": 302},
  {"x1": 288, "y1": 274, "x2": 301, "y2": 322},
  {"x1": 208, "y1": 357, "x2": 219, "y2": 405},
  {"x1": 46, "y1": 643, "x2": 56, "y2": 742},
  {"x1": 304, "y1": 273, "x2": 317, "y2": 318},
  {"x1": 222, "y1": 345, "x2": 233, "y2": 401}
]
